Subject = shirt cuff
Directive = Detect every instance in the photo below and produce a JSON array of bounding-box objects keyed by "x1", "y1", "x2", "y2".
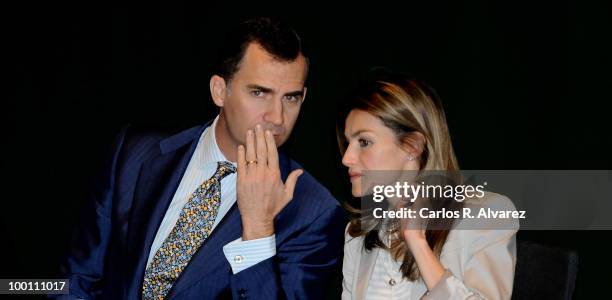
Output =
[
  {"x1": 421, "y1": 269, "x2": 452, "y2": 299},
  {"x1": 222, "y1": 235, "x2": 276, "y2": 274}
]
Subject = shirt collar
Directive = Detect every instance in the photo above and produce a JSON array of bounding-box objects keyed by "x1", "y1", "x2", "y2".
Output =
[{"x1": 197, "y1": 115, "x2": 234, "y2": 169}]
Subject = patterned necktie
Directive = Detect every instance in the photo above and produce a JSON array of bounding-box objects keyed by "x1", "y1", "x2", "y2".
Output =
[{"x1": 142, "y1": 161, "x2": 236, "y2": 299}]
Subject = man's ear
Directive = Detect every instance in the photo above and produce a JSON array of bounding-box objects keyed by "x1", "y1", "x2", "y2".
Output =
[
  {"x1": 210, "y1": 75, "x2": 227, "y2": 107},
  {"x1": 302, "y1": 87, "x2": 308, "y2": 104}
]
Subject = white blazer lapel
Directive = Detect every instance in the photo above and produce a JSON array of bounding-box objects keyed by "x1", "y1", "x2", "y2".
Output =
[{"x1": 354, "y1": 247, "x2": 380, "y2": 300}]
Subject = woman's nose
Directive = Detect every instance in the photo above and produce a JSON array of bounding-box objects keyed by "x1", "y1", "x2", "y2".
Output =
[{"x1": 342, "y1": 148, "x2": 356, "y2": 167}]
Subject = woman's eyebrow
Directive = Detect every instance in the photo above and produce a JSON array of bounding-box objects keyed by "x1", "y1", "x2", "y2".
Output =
[{"x1": 345, "y1": 129, "x2": 373, "y2": 139}]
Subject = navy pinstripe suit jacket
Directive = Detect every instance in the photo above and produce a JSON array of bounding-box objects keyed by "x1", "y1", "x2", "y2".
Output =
[{"x1": 56, "y1": 121, "x2": 346, "y2": 299}]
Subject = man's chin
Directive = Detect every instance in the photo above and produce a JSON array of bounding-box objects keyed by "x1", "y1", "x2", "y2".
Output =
[{"x1": 273, "y1": 135, "x2": 287, "y2": 147}]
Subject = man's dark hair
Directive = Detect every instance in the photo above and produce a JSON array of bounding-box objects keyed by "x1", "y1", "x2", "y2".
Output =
[{"x1": 214, "y1": 17, "x2": 309, "y2": 82}]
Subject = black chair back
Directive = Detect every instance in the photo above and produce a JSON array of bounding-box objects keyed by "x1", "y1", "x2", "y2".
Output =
[{"x1": 512, "y1": 240, "x2": 579, "y2": 300}]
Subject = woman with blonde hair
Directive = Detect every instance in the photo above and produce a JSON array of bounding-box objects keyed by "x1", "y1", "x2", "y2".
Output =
[{"x1": 338, "y1": 70, "x2": 518, "y2": 299}]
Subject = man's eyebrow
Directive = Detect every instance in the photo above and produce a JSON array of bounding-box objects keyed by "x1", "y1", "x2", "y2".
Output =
[
  {"x1": 283, "y1": 90, "x2": 305, "y2": 97},
  {"x1": 246, "y1": 84, "x2": 274, "y2": 93}
]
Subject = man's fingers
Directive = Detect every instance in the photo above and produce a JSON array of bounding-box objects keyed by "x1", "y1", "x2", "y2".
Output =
[
  {"x1": 237, "y1": 145, "x2": 246, "y2": 176},
  {"x1": 283, "y1": 169, "x2": 304, "y2": 201},
  {"x1": 265, "y1": 130, "x2": 279, "y2": 169},
  {"x1": 245, "y1": 129, "x2": 256, "y2": 163},
  {"x1": 255, "y1": 124, "x2": 267, "y2": 166}
]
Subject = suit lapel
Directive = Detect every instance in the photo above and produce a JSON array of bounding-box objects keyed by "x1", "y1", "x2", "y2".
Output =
[
  {"x1": 166, "y1": 149, "x2": 293, "y2": 297},
  {"x1": 167, "y1": 203, "x2": 242, "y2": 298},
  {"x1": 124, "y1": 124, "x2": 207, "y2": 298},
  {"x1": 124, "y1": 131, "x2": 295, "y2": 297}
]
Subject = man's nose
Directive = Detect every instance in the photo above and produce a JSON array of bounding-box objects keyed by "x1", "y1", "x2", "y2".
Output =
[{"x1": 264, "y1": 100, "x2": 283, "y2": 125}]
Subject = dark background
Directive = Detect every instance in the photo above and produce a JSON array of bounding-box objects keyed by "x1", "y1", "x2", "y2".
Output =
[{"x1": 4, "y1": 0, "x2": 612, "y2": 299}]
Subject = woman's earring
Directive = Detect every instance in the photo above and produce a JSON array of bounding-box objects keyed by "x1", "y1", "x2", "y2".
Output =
[{"x1": 407, "y1": 154, "x2": 415, "y2": 161}]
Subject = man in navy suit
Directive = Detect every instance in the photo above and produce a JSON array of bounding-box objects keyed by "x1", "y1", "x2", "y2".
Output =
[{"x1": 57, "y1": 17, "x2": 345, "y2": 299}]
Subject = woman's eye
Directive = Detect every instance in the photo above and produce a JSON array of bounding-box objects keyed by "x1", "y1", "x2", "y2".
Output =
[
  {"x1": 251, "y1": 90, "x2": 264, "y2": 97},
  {"x1": 358, "y1": 138, "x2": 371, "y2": 147}
]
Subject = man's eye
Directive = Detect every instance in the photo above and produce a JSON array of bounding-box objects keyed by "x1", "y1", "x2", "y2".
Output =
[
  {"x1": 251, "y1": 90, "x2": 264, "y2": 97},
  {"x1": 358, "y1": 138, "x2": 371, "y2": 147},
  {"x1": 284, "y1": 95, "x2": 302, "y2": 103}
]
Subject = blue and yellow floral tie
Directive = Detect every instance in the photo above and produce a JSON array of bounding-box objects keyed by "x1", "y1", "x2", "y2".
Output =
[{"x1": 142, "y1": 161, "x2": 236, "y2": 299}]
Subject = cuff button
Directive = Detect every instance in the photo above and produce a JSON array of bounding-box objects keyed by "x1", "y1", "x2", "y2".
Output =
[{"x1": 234, "y1": 255, "x2": 244, "y2": 264}]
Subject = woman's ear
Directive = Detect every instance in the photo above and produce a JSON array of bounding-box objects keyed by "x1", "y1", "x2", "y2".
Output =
[
  {"x1": 401, "y1": 131, "x2": 426, "y2": 160},
  {"x1": 210, "y1": 75, "x2": 227, "y2": 107}
]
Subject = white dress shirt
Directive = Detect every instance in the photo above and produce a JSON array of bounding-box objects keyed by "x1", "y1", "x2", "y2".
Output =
[
  {"x1": 364, "y1": 228, "x2": 412, "y2": 299},
  {"x1": 146, "y1": 116, "x2": 276, "y2": 274}
]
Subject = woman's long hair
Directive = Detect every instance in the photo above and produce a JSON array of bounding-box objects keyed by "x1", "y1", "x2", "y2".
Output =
[{"x1": 337, "y1": 70, "x2": 462, "y2": 281}]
